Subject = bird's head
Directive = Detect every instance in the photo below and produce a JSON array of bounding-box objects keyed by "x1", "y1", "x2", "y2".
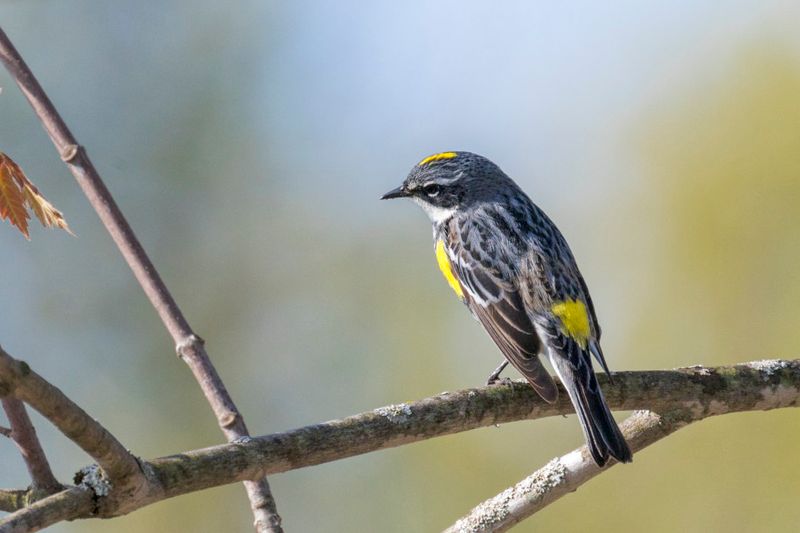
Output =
[{"x1": 381, "y1": 151, "x2": 515, "y2": 224}]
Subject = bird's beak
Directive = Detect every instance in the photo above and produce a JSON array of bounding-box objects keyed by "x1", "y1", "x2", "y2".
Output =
[{"x1": 381, "y1": 185, "x2": 410, "y2": 200}]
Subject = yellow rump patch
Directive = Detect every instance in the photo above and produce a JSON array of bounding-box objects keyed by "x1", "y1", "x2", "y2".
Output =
[
  {"x1": 418, "y1": 152, "x2": 457, "y2": 166},
  {"x1": 435, "y1": 240, "x2": 464, "y2": 300},
  {"x1": 551, "y1": 299, "x2": 590, "y2": 348}
]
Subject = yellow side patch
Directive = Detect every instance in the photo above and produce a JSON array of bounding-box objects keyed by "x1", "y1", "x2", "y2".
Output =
[
  {"x1": 419, "y1": 152, "x2": 457, "y2": 166},
  {"x1": 551, "y1": 299, "x2": 590, "y2": 348},
  {"x1": 435, "y1": 240, "x2": 464, "y2": 300}
]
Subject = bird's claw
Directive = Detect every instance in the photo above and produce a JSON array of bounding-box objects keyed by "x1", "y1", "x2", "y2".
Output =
[{"x1": 487, "y1": 376, "x2": 515, "y2": 388}]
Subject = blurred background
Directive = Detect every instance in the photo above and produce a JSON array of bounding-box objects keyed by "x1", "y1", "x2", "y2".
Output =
[{"x1": 1, "y1": 1, "x2": 799, "y2": 531}]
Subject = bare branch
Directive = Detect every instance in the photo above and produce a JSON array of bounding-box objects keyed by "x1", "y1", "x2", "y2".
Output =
[
  {"x1": 0, "y1": 26, "x2": 281, "y2": 532},
  {"x1": 0, "y1": 487, "x2": 93, "y2": 533},
  {"x1": 176, "y1": 338, "x2": 282, "y2": 531},
  {"x1": 0, "y1": 359, "x2": 798, "y2": 530},
  {"x1": 446, "y1": 360, "x2": 800, "y2": 531},
  {"x1": 1, "y1": 398, "x2": 61, "y2": 493},
  {"x1": 0, "y1": 489, "x2": 29, "y2": 513},
  {"x1": 145, "y1": 359, "x2": 799, "y2": 500},
  {"x1": 444, "y1": 410, "x2": 684, "y2": 532},
  {"x1": 0, "y1": 346, "x2": 145, "y2": 492},
  {"x1": 0, "y1": 425, "x2": 11, "y2": 438}
]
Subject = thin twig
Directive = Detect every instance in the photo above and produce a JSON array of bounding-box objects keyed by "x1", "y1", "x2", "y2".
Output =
[
  {"x1": 0, "y1": 26, "x2": 281, "y2": 532},
  {"x1": 1, "y1": 398, "x2": 61, "y2": 493},
  {"x1": 0, "y1": 346, "x2": 145, "y2": 492},
  {"x1": 0, "y1": 425, "x2": 11, "y2": 438},
  {"x1": 444, "y1": 410, "x2": 684, "y2": 532}
]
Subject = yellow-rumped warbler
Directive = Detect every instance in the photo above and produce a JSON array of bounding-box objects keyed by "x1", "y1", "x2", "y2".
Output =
[{"x1": 382, "y1": 151, "x2": 632, "y2": 466}]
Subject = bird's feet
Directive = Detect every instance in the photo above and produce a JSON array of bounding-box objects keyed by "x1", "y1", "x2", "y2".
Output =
[
  {"x1": 487, "y1": 376, "x2": 516, "y2": 388},
  {"x1": 485, "y1": 360, "x2": 509, "y2": 385}
]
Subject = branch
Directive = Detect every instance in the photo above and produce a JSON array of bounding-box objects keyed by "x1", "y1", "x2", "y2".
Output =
[
  {"x1": 0, "y1": 359, "x2": 797, "y2": 531},
  {"x1": 444, "y1": 410, "x2": 685, "y2": 532},
  {"x1": 145, "y1": 359, "x2": 800, "y2": 498},
  {"x1": 0, "y1": 489, "x2": 29, "y2": 513},
  {"x1": 1, "y1": 398, "x2": 61, "y2": 493},
  {"x1": 0, "y1": 347, "x2": 146, "y2": 499},
  {"x1": 0, "y1": 26, "x2": 281, "y2": 532},
  {"x1": 447, "y1": 360, "x2": 800, "y2": 531},
  {"x1": 0, "y1": 487, "x2": 93, "y2": 533}
]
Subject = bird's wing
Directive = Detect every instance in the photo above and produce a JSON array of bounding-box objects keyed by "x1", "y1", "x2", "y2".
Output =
[
  {"x1": 530, "y1": 241, "x2": 611, "y2": 376},
  {"x1": 576, "y1": 272, "x2": 612, "y2": 375},
  {"x1": 442, "y1": 218, "x2": 558, "y2": 403}
]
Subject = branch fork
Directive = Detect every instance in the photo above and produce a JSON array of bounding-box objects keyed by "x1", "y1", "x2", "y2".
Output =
[{"x1": 0, "y1": 25, "x2": 282, "y2": 532}]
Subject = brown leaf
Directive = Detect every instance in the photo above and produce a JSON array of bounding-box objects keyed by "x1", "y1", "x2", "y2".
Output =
[
  {"x1": 0, "y1": 152, "x2": 73, "y2": 238},
  {"x1": 0, "y1": 155, "x2": 31, "y2": 238},
  {"x1": 21, "y1": 183, "x2": 74, "y2": 236}
]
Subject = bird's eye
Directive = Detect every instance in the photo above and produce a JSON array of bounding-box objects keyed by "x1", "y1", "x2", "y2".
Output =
[{"x1": 423, "y1": 184, "x2": 441, "y2": 197}]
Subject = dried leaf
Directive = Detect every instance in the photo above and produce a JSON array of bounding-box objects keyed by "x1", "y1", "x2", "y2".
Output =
[
  {"x1": 0, "y1": 155, "x2": 30, "y2": 238},
  {"x1": 21, "y1": 182, "x2": 73, "y2": 235},
  {"x1": 0, "y1": 152, "x2": 73, "y2": 238}
]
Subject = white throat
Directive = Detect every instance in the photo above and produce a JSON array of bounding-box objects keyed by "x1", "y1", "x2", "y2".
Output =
[{"x1": 412, "y1": 197, "x2": 456, "y2": 224}]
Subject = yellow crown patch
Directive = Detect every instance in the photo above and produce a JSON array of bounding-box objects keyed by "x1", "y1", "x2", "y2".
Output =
[{"x1": 418, "y1": 152, "x2": 457, "y2": 166}]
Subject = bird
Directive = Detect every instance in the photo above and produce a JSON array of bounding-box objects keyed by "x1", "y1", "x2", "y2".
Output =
[{"x1": 381, "y1": 151, "x2": 632, "y2": 466}]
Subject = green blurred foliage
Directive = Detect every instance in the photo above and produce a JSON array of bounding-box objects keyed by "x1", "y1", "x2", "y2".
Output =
[
  {"x1": 602, "y1": 44, "x2": 800, "y2": 533},
  {"x1": 639, "y1": 46, "x2": 800, "y2": 362}
]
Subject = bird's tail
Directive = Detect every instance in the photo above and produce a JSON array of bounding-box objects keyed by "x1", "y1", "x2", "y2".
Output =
[{"x1": 552, "y1": 356, "x2": 632, "y2": 466}]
